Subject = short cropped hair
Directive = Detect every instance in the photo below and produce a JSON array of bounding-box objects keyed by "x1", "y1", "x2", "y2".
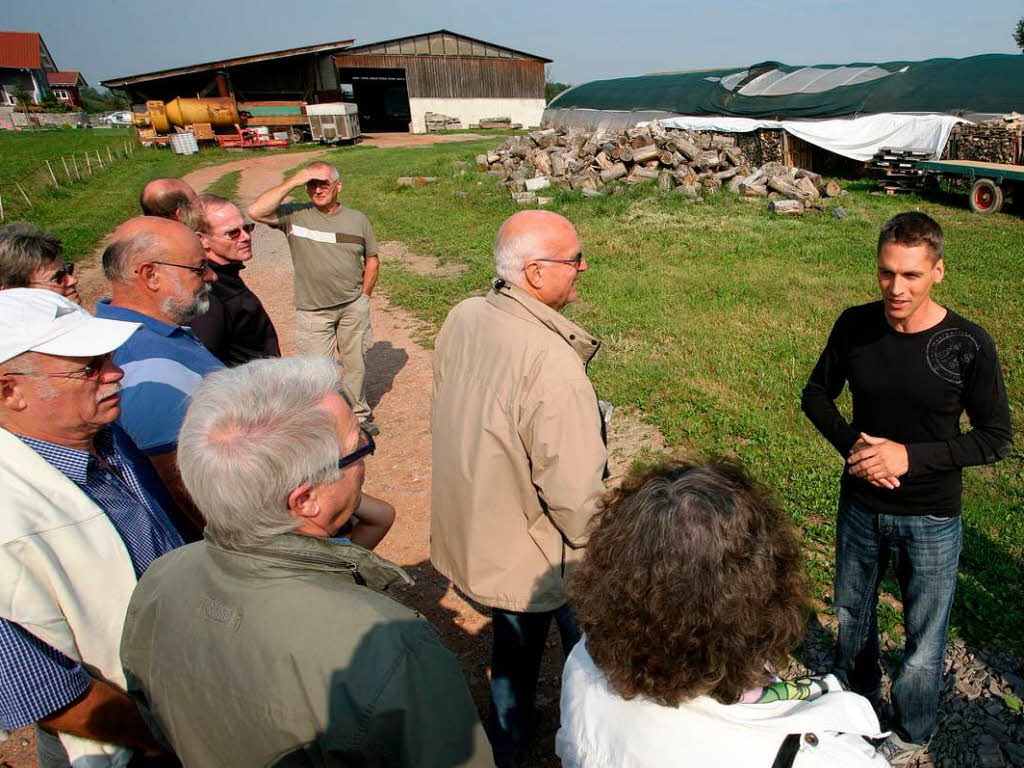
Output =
[
  {"x1": 140, "y1": 180, "x2": 191, "y2": 219},
  {"x1": 307, "y1": 161, "x2": 340, "y2": 182},
  {"x1": 494, "y1": 224, "x2": 543, "y2": 281},
  {"x1": 102, "y1": 232, "x2": 160, "y2": 283},
  {"x1": 0, "y1": 222, "x2": 63, "y2": 289},
  {"x1": 878, "y1": 211, "x2": 944, "y2": 263},
  {"x1": 177, "y1": 357, "x2": 345, "y2": 550},
  {"x1": 569, "y1": 459, "x2": 809, "y2": 707},
  {"x1": 181, "y1": 194, "x2": 231, "y2": 233}
]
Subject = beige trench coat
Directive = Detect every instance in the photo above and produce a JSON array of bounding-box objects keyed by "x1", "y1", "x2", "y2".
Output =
[{"x1": 430, "y1": 281, "x2": 607, "y2": 612}]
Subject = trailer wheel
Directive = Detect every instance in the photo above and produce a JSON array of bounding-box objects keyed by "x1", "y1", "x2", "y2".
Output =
[{"x1": 969, "y1": 178, "x2": 1003, "y2": 214}]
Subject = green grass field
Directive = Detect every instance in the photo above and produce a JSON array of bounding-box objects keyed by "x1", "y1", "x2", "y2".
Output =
[
  {"x1": 312, "y1": 140, "x2": 1023, "y2": 652},
  {"x1": 0, "y1": 127, "x2": 138, "y2": 183}
]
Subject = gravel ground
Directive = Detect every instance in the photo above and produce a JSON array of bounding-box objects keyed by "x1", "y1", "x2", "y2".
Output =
[{"x1": 2, "y1": 147, "x2": 1020, "y2": 768}]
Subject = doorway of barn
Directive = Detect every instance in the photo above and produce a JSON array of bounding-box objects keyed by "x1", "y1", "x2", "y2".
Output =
[{"x1": 338, "y1": 67, "x2": 411, "y2": 132}]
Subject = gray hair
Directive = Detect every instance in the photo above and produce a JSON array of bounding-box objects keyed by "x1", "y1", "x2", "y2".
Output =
[
  {"x1": 493, "y1": 224, "x2": 546, "y2": 282},
  {"x1": 308, "y1": 161, "x2": 340, "y2": 182},
  {"x1": 102, "y1": 232, "x2": 159, "y2": 283},
  {"x1": 0, "y1": 222, "x2": 63, "y2": 289},
  {"x1": 177, "y1": 357, "x2": 345, "y2": 550}
]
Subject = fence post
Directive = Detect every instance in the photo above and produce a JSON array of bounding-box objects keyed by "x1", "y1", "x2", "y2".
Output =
[
  {"x1": 72, "y1": 154, "x2": 81, "y2": 179},
  {"x1": 45, "y1": 160, "x2": 59, "y2": 188},
  {"x1": 95, "y1": 150, "x2": 103, "y2": 169},
  {"x1": 60, "y1": 155, "x2": 70, "y2": 180},
  {"x1": 0, "y1": 190, "x2": 4, "y2": 222},
  {"x1": 85, "y1": 153, "x2": 91, "y2": 175},
  {"x1": 107, "y1": 146, "x2": 114, "y2": 163},
  {"x1": 15, "y1": 183, "x2": 32, "y2": 207}
]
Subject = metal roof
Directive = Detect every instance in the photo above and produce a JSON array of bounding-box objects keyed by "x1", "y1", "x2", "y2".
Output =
[
  {"x1": 342, "y1": 29, "x2": 551, "y2": 62},
  {"x1": 101, "y1": 38, "x2": 355, "y2": 87},
  {"x1": 0, "y1": 31, "x2": 42, "y2": 69}
]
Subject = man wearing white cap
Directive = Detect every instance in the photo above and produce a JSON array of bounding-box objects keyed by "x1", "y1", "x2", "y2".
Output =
[{"x1": 0, "y1": 289, "x2": 185, "y2": 767}]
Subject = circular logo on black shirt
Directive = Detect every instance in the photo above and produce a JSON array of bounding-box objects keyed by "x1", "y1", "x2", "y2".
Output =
[{"x1": 926, "y1": 329, "x2": 979, "y2": 384}]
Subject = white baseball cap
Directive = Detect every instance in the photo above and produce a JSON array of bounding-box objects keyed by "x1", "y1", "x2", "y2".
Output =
[{"x1": 0, "y1": 288, "x2": 141, "y2": 365}]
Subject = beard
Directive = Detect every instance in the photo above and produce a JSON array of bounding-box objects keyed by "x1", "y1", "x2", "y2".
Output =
[{"x1": 163, "y1": 285, "x2": 211, "y2": 325}]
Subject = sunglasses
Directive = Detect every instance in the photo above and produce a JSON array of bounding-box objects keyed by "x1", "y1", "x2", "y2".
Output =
[
  {"x1": 29, "y1": 261, "x2": 75, "y2": 286},
  {"x1": 209, "y1": 222, "x2": 256, "y2": 240},
  {"x1": 6, "y1": 354, "x2": 108, "y2": 381},
  {"x1": 337, "y1": 427, "x2": 375, "y2": 469}
]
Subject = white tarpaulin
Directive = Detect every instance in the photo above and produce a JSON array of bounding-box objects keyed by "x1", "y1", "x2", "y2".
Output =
[{"x1": 647, "y1": 113, "x2": 968, "y2": 161}]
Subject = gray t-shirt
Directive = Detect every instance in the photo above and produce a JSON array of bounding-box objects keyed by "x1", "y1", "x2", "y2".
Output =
[{"x1": 276, "y1": 203, "x2": 378, "y2": 310}]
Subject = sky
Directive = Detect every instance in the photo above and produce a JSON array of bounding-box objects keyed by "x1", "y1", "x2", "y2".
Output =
[{"x1": 5, "y1": 0, "x2": 1023, "y2": 88}]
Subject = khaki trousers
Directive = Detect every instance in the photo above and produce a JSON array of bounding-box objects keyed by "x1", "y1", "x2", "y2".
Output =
[{"x1": 295, "y1": 294, "x2": 373, "y2": 421}]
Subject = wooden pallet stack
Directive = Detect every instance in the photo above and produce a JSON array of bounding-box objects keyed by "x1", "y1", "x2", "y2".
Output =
[{"x1": 870, "y1": 147, "x2": 933, "y2": 194}]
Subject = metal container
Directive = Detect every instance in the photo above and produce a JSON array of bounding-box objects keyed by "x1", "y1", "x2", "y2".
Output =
[
  {"x1": 306, "y1": 102, "x2": 361, "y2": 143},
  {"x1": 164, "y1": 97, "x2": 239, "y2": 129}
]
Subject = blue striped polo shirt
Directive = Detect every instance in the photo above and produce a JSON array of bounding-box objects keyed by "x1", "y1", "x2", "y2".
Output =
[{"x1": 94, "y1": 300, "x2": 224, "y2": 455}]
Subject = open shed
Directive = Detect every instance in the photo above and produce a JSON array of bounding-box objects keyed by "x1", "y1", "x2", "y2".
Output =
[{"x1": 333, "y1": 30, "x2": 550, "y2": 133}]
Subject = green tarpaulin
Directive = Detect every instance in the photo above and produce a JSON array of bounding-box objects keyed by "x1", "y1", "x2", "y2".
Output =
[{"x1": 549, "y1": 55, "x2": 1024, "y2": 118}]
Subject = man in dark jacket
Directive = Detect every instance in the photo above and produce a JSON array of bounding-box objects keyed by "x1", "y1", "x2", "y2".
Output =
[
  {"x1": 185, "y1": 194, "x2": 280, "y2": 366},
  {"x1": 121, "y1": 357, "x2": 493, "y2": 767}
]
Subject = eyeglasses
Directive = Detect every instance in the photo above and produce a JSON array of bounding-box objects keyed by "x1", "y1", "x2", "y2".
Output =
[
  {"x1": 29, "y1": 261, "x2": 75, "y2": 286},
  {"x1": 532, "y1": 252, "x2": 584, "y2": 268},
  {"x1": 209, "y1": 222, "x2": 256, "y2": 240},
  {"x1": 5, "y1": 354, "x2": 108, "y2": 381},
  {"x1": 149, "y1": 259, "x2": 210, "y2": 276},
  {"x1": 337, "y1": 427, "x2": 375, "y2": 469}
]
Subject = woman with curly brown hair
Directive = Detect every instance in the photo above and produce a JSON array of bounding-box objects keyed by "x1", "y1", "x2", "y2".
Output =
[{"x1": 556, "y1": 460, "x2": 888, "y2": 767}]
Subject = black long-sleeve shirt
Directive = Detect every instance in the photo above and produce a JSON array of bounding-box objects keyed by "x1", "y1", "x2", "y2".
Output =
[
  {"x1": 190, "y1": 261, "x2": 281, "y2": 367},
  {"x1": 801, "y1": 301, "x2": 1012, "y2": 516}
]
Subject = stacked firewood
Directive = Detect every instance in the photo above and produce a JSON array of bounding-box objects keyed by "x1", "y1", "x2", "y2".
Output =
[
  {"x1": 476, "y1": 121, "x2": 842, "y2": 213},
  {"x1": 424, "y1": 112, "x2": 462, "y2": 132},
  {"x1": 949, "y1": 119, "x2": 1023, "y2": 165}
]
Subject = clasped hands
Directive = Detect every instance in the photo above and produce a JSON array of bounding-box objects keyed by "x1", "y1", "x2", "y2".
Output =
[{"x1": 847, "y1": 433, "x2": 909, "y2": 490}]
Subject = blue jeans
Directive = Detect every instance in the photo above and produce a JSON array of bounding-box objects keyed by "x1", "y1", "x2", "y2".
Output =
[
  {"x1": 487, "y1": 604, "x2": 580, "y2": 767},
  {"x1": 833, "y1": 495, "x2": 961, "y2": 744}
]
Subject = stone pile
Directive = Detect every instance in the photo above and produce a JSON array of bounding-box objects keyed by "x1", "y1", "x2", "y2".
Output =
[{"x1": 476, "y1": 121, "x2": 842, "y2": 213}]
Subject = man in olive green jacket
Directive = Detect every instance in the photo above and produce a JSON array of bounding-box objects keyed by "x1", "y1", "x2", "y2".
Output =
[
  {"x1": 431, "y1": 211, "x2": 607, "y2": 767},
  {"x1": 121, "y1": 357, "x2": 493, "y2": 767}
]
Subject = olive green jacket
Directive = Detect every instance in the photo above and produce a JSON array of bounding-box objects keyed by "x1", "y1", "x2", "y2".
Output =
[{"x1": 120, "y1": 533, "x2": 494, "y2": 767}]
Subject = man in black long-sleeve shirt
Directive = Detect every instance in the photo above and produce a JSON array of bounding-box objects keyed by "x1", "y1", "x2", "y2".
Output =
[
  {"x1": 801, "y1": 212, "x2": 1012, "y2": 764},
  {"x1": 185, "y1": 195, "x2": 281, "y2": 366}
]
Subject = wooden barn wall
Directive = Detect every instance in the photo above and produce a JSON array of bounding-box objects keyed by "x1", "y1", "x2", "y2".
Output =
[{"x1": 333, "y1": 54, "x2": 544, "y2": 99}]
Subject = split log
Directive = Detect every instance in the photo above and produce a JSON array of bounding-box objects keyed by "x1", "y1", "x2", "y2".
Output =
[
  {"x1": 795, "y1": 177, "x2": 820, "y2": 199},
  {"x1": 674, "y1": 138, "x2": 700, "y2": 160},
  {"x1": 767, "y1": 175, "x2": 805, "y2": 200},
  {"x1": 824, "y1": 181, "x2": 842, "y2": 198},
  {"x1": 657, "y1": 171, "x2": 676, "y2": 192},
  {"x1": 475, "y1": 154, "x2": 489, "y2": 169},
  {"x1": 536, "y1": 196, "x2": 553, "y2": 206},
  {"x1": 769, "y1": 199, "x2": 804, "y2": 215},
  {"x1": 510, "y1": 145, "x2": 530, "y2": 159},
  {"x1": 487, "y1": 153, "x2": 499, "y2": 164},
  {"x1": 512, "y1": 191, "x2": 538, "y2": 206},
  {"x1": 693, "y1": 150, "x2": 720, "y2": 169},
  {"x1": 671, "y1": 151, "x2": 686, "y2": 166},
  {"x1": 711, "y1": 135, "x2": 736, "y2": 149},
  {"x1": 714, "y1": 167, "x2": 740, "y2": 181},
  {"x1": 741, "y1": 183, "x2": 768, "y2": 197},
  {"x1": 672, "y1": 183, "x2": 700, "y2": 199},
  {"x1": 617, "y1": 147, "x2": 634, "y2": 164},
  {"x1": 658, "y1": 150, "x2": 674, "y2": 166},
  {"x1": 723, "y1": 146, "x2": 743, "y2": 166},
  {"x1": 627, "y1": 166, "x2": 660, "y2": 182},
  {"x1": 551, "y1": 152, "x2": 570, "y2": 177},
  {"x1": 533, "y1": 152, "x2": 552, "y2": 176},
  {"x1": 727, "y1": 174, "x2": 747, "y2": 195},
  {"x1": 397, "y1": 176, "x2": 438, "y2": 186},
  {"x1": 630, "y1": 135, "x2": 655, "y2": 150},
  {"x1": 524, "y1": 176, "x2": 551, "y2": 192},
  {"x1": 631, "y1": 144, "x2": 660, "y2": 164},
  {"x1": 594, "y1": 151, "x2": 614, "y2": 170},
  {"x1": 599, "y1": 163, "x2": 628, "y2": 183}
]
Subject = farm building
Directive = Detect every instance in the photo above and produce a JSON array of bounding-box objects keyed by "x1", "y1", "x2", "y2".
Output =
[
  {"x1": 46, "y1": 70, "x2": 87, "y2": 108},
  {"x1": 545, "y1": 55, "x2": 1024, "y2": 168},
  {"x1": 101, "y1": 39, "x2": 356, "y2": 104},
  {"x1": 0, "y1": 31, "x2": 60, "y2": 106},
  {"x1": 333, "y1": 30, "x2": 549, "y2": 133}
]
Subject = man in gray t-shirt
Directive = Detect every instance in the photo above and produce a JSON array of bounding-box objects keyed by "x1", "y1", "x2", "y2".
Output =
[{"x1": 249, "y1": 161, "x2": 380, "y2": 433}]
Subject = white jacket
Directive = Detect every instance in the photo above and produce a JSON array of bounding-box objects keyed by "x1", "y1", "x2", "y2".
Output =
[
  {"x1": 557, "y1": 640, "x2": 888, "y2": 768},
  {"x1": 0, "y1": 428, "x2": 135, "y2": 767}
]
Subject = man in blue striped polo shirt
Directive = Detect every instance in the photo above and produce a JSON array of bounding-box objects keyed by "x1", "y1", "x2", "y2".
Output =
[
  {"x1": 0, "y1": 288, "x2": 186, "y2": 766},
  {"x1": 94, "y1": 216, "x2": 224, "y2": 532}
]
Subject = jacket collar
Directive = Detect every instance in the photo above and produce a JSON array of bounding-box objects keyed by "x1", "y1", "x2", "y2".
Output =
[
  {"x1": 210, "y1": 532, "x2": 413, "y2": 591},
  {"x1": 486, "y1": 280, "x2": 601, "y2": 365}
]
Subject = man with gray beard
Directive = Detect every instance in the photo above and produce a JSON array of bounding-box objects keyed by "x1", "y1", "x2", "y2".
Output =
[{"x1": 95, "y1": 216, "x2": 222, "y2": 533}]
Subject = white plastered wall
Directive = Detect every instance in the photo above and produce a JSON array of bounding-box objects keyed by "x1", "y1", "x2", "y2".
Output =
[{"x1": 408, "y1": 98, "x2": 546, "y2": 134}]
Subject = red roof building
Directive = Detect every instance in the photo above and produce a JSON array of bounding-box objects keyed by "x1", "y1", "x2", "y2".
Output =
[
  {"x1": 46, "y1": 70, "x2": 88, "y2": 107},
  {"x1": 0, "y1": 30, "x2": 80, "y2": 107}
]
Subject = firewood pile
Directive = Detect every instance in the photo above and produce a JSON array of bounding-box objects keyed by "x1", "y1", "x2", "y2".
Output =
[
  {"x1": 476, "y1": 121, "x2": 842, "y2": 213},
  {"x1": 949, "y1": 118, "x2": 1023, "y2": 165}
]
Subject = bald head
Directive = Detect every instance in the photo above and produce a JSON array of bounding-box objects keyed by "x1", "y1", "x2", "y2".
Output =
[
  {"x1": 494, "y1": 211, "x2": 586, "y2": 311},
  {"x1": 140, "y1": 178, "x2": 198, "y2": 220},
  {"x1": 102, "y1": 216, "x2": 198, "y2": 283}
]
